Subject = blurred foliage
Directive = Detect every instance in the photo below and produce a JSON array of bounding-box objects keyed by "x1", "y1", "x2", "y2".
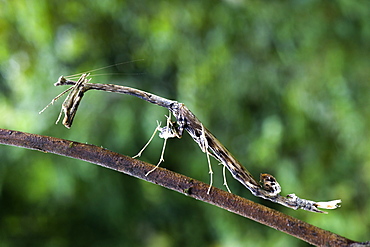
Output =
[{"x1": 0, "y1": 0, "x2": 369, "y2": 246}]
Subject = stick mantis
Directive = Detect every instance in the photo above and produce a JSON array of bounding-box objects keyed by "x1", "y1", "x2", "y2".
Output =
[{"x1": 40, "y1": 72, "x2": 341, "y2": 213}]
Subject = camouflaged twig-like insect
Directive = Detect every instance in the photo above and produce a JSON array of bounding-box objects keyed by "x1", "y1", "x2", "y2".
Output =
[{"x1": 41, "y1": 73, "x2": 341, "y2": 213}]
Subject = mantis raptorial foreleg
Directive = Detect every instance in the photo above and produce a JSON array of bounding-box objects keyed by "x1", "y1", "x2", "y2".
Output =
[{"x1": 39, "y1": 73, "x2": 91, "y2": 128}]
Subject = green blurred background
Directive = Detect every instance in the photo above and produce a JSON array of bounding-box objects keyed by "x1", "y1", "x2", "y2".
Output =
[{"x1": 0, "y1": 0, "x2": 369, "y2": 246}]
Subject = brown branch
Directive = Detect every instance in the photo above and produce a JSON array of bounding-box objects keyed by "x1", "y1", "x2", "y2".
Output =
[{"x1": 0, "y1": 128, "x2": 368, "y2": 246}]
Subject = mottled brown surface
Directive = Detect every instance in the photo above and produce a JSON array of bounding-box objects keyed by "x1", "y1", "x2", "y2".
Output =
[{"x1": 1, "y1": 128, "x2": 368, "y2": 247}]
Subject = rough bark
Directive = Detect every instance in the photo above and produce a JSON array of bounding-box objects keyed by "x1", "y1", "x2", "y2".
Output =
[{"x1": 1, "y1": 128, "x2": 368, "y2": 247}]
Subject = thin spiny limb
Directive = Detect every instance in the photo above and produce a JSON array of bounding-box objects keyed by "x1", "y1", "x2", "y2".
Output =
[
  {"x1": 199, "y1": 123, "x2": 214, "y2": 194},
  {"x1": 206, "y1": 150, "x2": 213, "y2": 194},
  {"x1": 145, "y1": 113, "x2": 177, "y2": 176},
  {"x1": 132, "y1": 121, "x2": 161, "y2": 159},
  {"x1": 222, "y1": 164, "x2": 232, "y2": 193},
  {"x1": 55, "y1": 107, "x2": 64, "y2": 125},
  {"x1": 145, "y1": 137, "x2": 168, "y2": 176},
  {"x1": 38, "y1": 85, "x2": 74, "y2": 114}
]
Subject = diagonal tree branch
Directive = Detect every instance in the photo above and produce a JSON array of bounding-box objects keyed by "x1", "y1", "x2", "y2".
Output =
[{"x1": 0, "y1": 128, "x2": 368, "y2": 247}]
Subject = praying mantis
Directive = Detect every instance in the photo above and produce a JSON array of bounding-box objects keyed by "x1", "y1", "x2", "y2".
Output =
[{"x1": 40, "y1": 68, "x2": 341, "y2": 214}]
